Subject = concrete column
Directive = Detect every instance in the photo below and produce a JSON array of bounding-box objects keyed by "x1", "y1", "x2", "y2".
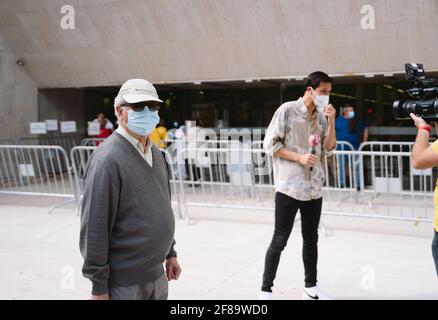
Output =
[{"x1": 0, "y1": 32, "x2": 38, "y2": 141}]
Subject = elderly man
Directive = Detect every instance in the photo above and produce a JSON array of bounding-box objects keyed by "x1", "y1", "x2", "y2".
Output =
[{"x1": 80, "y1": 79, "x2": 181, "y2": 300}]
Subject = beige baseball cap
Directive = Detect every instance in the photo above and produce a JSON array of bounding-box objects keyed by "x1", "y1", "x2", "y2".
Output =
[{"x1": 117, "y1": 79, "x2": 163, "y2": 104}]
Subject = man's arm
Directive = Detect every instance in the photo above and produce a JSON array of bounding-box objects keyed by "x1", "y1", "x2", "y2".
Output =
[
  {"x1": 274, "y1": 148, "x2": 317, "y2": 168},
  {"x1": 263, "y1": 104, "x2": 288, "y2": 157},
  {"x1": 324, "y1": 123, "x2": 337, "y2": 152},
  {"x1": 165, "y1": 237, "x2": 181, "y2": 281},
  {"x1": 410, "y1": 114, "x2": 438, "y2": 170},
  {"x1": 160, "y1": 150, "x2": 181, "y2": 281},
  {"x1": 160, "y1": 151, "x2": 178, "y2": 260},
  {"x1": 362, "y1": 127, "x2": 369, "y2": 143},
  {"x1": 80, "y1": 160, "x2": 119, "y2": 299},
  {"x1": 323, "y1": 104, "x2": 337, "y2": 152},
  {"x1": 263, "y1": 104, "x2": 317, "y2": 167},
  {"x1": 166, "y1": 240, "x2": 177, "y2": 259}
]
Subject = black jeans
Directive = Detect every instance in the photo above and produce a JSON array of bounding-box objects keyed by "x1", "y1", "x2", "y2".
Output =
[{"x1": 262, "y1": 192, "x2": 322, "y2": 292}]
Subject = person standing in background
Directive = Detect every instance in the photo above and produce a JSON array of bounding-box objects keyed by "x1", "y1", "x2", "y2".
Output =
[
  {"x1": 150, "y1": 118, "x2": 168, "y2": 149},
  {"x1": 95, "y1": 117, "x2": 112, "y2": 146},
  {"x1": 335, "y1": 104, "x2": 368, "y2": 189},
  {"x1": 94, "y1": 113, "x2": 115, "y2": 131}
]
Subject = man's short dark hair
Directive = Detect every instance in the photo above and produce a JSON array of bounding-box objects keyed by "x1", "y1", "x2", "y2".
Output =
[{"x1": 304, "y1": 71, "x2": 333, "y2": 89}]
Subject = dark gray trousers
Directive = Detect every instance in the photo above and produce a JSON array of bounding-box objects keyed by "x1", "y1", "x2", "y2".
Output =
[{"x1": 109, "y1": 273, "x2": 169, "y2": 300}]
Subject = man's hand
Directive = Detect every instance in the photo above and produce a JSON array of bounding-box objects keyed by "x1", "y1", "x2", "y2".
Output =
[
  {"x1": 298, "y1": 154, "x2": 317, "y2": 168},
  {"x1": 410, "y1": 113, "x2": 427, "y2": 128},
  {"x1": 165, "y1": 257, "x2": 181, "y2": 281},
  {"x1": 324, "y1": 104, "x2": 336, "y2": 126},
  {"x1": 90, "y1": 293, "x2": 110, "y2": 300}
]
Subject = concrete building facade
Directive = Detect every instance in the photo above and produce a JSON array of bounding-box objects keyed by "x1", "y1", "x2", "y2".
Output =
[
  {"x1": 0, "y1": 31, "x2": 37, "y2": 141},
  {"x1": 0, "y1": 0, "x2": 437, "y2": 140}
]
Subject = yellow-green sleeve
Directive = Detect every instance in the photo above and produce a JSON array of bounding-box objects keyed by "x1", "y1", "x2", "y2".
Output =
[{"x1": 432, "y1": 140, "x2": 438, "y2": 156}]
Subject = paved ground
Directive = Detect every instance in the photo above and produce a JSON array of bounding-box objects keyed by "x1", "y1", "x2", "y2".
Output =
[{"x1": 0, "y1": 195, "x2": 437, "y2": 300}]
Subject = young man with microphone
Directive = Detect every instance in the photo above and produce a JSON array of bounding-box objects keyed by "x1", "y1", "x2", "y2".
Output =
[{"x1": 260, "y1": 71, "x2": 337, "y2": 300}]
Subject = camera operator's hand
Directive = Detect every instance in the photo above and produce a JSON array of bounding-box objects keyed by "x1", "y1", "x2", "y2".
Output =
[
  {"x1": 298, "y1": 153, "x2": 317, "y2": 168},
  {"x1": 410, "y1": 113, "x2": 427, "y2": 128}
]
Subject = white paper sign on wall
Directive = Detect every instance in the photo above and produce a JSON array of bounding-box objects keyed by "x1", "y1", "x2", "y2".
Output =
[
  {"x1": 45, "y1": 119, "x2": 59, "y2": 131},
  {"x1": 30, "y1": 122, "x2": 47, "y2": 135},
  {"x1": 88, "y1": 121, "x2": 100, "y2": 136},
  {"x1": 61, "y1": 121, "x2": 76, "y2": 133}
]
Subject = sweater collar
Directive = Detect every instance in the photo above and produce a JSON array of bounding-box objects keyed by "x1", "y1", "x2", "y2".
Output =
[{"x1": 116, "y1": 126, "x2": 153, "y2": 154}]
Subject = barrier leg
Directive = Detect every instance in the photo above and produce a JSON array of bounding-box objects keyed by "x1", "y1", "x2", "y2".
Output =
[{"x1": 48, "y1": 198, "x2": 76, "y2": 214}]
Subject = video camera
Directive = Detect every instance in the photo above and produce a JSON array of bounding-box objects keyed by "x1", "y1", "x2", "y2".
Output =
[{"x1": 393, "y1": 63, "x2": 438, "y2": 121}]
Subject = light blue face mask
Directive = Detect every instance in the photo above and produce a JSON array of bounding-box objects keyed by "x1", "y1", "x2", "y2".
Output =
[
  {"x1": 126, "y1": 107, "x2": 160, "y2": 136},
  {"x1": 348, "y1": 111, "x2": 355, "y2": 119}
]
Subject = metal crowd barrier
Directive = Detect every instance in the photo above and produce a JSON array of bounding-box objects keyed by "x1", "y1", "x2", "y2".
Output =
[
  {"x1": 330, "y1": 149, "x2": 434, "y2": 222},
  {"x1": 358, "y1": 141, "x2": 435, "y2": 195},
  {"x1": 0, "y1": 139, "x2": 14, "y2": 145},
  {"x1": 80, "y1": 138, "x2": 106, "y2": 146},
  {"x1": 359, "y1": 141, "x2": 415, "y2": 153},
  {"x1": 69, "y1": 146, "x2": 95, "y2": 210},
  {"x1": 172, "y1": 144, "x2": 434, "y2": 224},
  {"x1": 0, "y1": 145, "x2": 76, "y2": 213},
  {"x1": 18, "y1": 135, "x2": 81, "y2": 155},
  {"x1": 1, "y1": 140, "x2": 435, "y2": 224}
]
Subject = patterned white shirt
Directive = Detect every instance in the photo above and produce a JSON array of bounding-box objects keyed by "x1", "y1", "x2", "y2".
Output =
[{"x1": 263, "y1": 98, "x2": 335, "y2": 201}]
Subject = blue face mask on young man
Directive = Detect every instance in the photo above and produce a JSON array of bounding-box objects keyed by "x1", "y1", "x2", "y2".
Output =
[
  {"x1": 347, "y1": 111, "x2": 355, "y2": 119},
  {"x1": 126, "y1": 107, "x2": 160, "y2": 136}
]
